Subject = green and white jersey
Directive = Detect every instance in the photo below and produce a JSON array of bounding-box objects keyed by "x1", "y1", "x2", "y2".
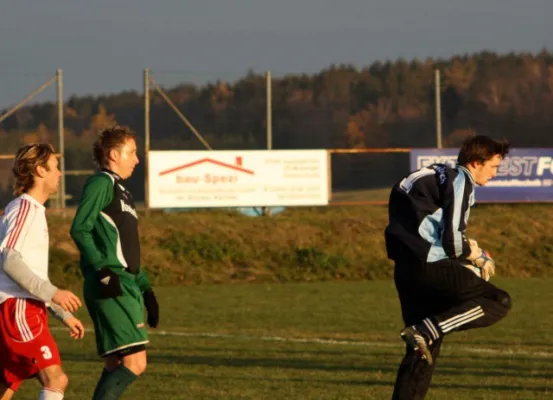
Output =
[{"x1": 71, "y1": 169, "x2": 150, "y2": 290}]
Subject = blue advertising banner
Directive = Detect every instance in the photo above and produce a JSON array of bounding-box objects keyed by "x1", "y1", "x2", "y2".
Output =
[{"x1": 410, "y1": 148, "x2": 553, "y2": 202}]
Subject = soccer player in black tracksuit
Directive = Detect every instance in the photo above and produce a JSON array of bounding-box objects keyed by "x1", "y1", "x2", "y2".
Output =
[{"x1": 385, "y1": 135, "x2": 512, "y2": 400}]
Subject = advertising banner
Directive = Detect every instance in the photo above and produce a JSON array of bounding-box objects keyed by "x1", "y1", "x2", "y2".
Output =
[
  {"x1": 148, "y1": 150, "x2": 329, "y2": 208},
  {"x1": 410, "y1": 148, "x2": 553, "y2": 202}
]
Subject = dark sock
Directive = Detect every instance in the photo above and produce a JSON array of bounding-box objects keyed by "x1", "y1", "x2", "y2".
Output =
[
  {"x1": 416, "y1": 317, "x2": 442, "y2": 343},
  {"x1": 92, "y1": 368, "x2": 111, "y2": 399},
  {"x1": 92, "y1": 365, "x2": 137, "y2": 400}
]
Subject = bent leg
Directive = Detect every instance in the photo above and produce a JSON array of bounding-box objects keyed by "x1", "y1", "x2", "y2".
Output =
[
  {"x1": 392, "y1": 338, "x2": 443, "y2": 400},
  {"x1": 92, "y1": 349, "x2": 146, "y2": 400},
  {"x1": 0, "y1": 382, "x2": 15, "y2": 400},
  {"x1": 36, "y1": 365, "x2": 68, "y2": 399}
]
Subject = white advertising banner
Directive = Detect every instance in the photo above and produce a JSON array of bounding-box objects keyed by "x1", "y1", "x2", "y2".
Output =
[{"x1": 148, "y1": 150, "x2": 329, "y2": 208}]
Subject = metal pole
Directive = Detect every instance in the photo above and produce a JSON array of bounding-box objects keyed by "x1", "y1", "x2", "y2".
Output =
[
  {"x1": 149, "y1": 78, "x2": 212, "y2": 150},
  {"x1": 266, "y1": 70, "x2": 272, "y2": 150},
  {"x1": 144, "y1": 68, "x2": 150, "y2": 216},
  {"x1": 435, "y1": 69, "x2": 442, "y2": 149},
  {"x1": 327, "y1": 150, "x2": 332, "y2": 202},
  {"x1": 262, "y1": 71, "x2": 273, "y2": 216},
  {"x1": 57, "y1": 69, "x2": 66, "y2": 208},
  {"x1": 0, "y1": 75, "x2": 56, "y2": 124}
]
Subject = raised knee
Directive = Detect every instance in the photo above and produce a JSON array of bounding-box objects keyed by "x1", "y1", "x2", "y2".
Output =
[{"x1": 498, "y1": 291, "x2": 512, "y2": 311}]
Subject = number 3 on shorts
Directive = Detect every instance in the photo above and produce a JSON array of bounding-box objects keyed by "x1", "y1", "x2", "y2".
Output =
[{"x1": 41, "y1": 345, "x2": 52, "y2": 360}]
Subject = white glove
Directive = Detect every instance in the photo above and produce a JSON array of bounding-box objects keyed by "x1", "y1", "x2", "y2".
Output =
[{"x1": 466, "y1": 239, "x2": 495, "y2": 281}]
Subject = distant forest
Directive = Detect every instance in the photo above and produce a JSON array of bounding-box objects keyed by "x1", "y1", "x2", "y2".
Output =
[{"x1": 1, "y1": 50, "x2": 552, "y2": 206}]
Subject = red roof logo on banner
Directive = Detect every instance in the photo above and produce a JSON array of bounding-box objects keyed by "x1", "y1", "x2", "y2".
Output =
[{"x1": 159, "y1": 156, "x2": 254, "y2": 176}]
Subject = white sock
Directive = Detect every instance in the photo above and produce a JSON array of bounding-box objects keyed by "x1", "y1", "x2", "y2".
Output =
[{"x1": 38, "y1": 388, "x2": 64, "y2": 400}]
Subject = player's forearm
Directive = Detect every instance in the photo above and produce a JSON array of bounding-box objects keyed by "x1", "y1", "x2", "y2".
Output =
[
  {"x1": 47, "y1": 302, "x2": 73, "y2": 322},
  {"x1": 70, "y1": 175, "x2": 114, "y2": 270},
  {"x1": 136, "y1": 269, "x2": 152, "y2": 293},
  {"x1": 442, "y1": 231, "x2": 470, "y2": 258},
  {"x1": 70, "y1": 228, "x2": 105, "y2": 270},
  {"x1": 1, "y1": 248, "x2": 58, "y2": 302},
  {"x1": 441, "y1": 216, "x2": 461, "y2": 257},
  {"x1": 442, "y1": 205, "x2": 471, "y2": 259}
]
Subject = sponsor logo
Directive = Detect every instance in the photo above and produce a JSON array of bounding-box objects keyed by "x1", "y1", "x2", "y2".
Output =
[
  {"x1": 418, "y1": 155, "x2": 553, "y2": 178},
  {"x1": 434, "y1": 165, "x2": 447, "y2": 184},
  {"x1": 121, "y1": 200, "x2": 138, "y2": 219},
  {"x1": 417, "y1": 155, "x2": 457, "y2": 169}
]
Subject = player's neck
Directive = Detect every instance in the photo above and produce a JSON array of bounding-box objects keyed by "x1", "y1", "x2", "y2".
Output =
[
  {"x1": 104, "y1": 164, "x2": 122, "y2": 180},
  {"x1": 461, "y1": 164, "x2": 476, "y2": 180},
  {"x1": 24, "y1": 186, "x2": 49, "y2": 205}
]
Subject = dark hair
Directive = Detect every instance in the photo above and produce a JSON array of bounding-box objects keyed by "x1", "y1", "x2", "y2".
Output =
[
  {"x1": 12, "y1": 144, "x2": 55, "y2": 196},
  {"x1": 93, "y1": 126, "x2": 136, "y2": 168},
  {"x1": 457, "y1": 135, "x2": 510, "y2": 166}
]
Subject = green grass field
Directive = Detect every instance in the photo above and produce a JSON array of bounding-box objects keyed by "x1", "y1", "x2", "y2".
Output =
[{"x1": 14, "y1": 278, "x2": 553, "y2": 399}]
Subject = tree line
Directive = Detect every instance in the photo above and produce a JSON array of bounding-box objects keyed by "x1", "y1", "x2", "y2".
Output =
[{"x1": 1, "y1": 50, "x2": 552, "y2": 205}]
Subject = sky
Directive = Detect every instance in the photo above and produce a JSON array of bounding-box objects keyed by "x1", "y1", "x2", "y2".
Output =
[{"x1": 0, "y1": 0, "x2": 551, "y2": 109}]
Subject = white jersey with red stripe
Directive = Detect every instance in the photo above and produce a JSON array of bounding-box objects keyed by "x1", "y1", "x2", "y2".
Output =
[{"x1": 0, "y1": 194, "x2": 49, "y2": 304}]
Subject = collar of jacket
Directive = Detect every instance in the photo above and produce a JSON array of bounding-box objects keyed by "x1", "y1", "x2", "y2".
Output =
[
  {"x1": 101, "y1": 168, "x2": 122, "y2": 181},
  {"x1": 457, "y1": 165, "x2": 475, "y2": 185}
]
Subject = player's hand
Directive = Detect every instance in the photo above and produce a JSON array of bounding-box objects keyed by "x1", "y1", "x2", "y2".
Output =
[
  {"x1": 97, "y1": 268, "x2": 123, "y2": 299},
  {"x1": 477, "y1": 250, "x2": 495, "y2": 280},
  {"x1": 143, "y1": 289, "x2": 159, "y2": 328},
  {"x1": 467, "y1": 239, "x2": 482, "y2": 261},
  {"x1": 52, "y1": 289, "x2": 82, "y2": 313},
  {"x1": 467, "y1": 239, "x2": 495, "y2": 280},
  {"x1": 63, "y1": 316, "x2": 85, "y2": 340}
]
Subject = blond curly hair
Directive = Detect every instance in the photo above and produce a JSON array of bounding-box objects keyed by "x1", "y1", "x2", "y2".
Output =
[{"x1": 12, "y1": 144, "x2": 56, "y2": 196}]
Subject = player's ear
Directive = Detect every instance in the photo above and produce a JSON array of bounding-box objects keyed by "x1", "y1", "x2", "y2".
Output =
[
  {"x1": 108, "y1": 148, "x2": 120, "y2": 163},
  {"x1": 469, "y1": 160, "x2": 483, "y2": 169},
  {"x1": 34, "y1": 165, "x2": 46, "y2": 178}
]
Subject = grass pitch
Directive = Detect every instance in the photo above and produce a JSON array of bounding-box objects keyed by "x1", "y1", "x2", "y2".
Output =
[{"x1": 14, "y1": 278, "x2": 553, "y2": 399}]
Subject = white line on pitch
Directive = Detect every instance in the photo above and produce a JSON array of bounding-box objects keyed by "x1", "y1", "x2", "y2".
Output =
[{"x1": 50, "y1": 327, "x2": 553, "y2": 358}]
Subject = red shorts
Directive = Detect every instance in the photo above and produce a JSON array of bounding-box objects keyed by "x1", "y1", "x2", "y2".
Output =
[{"x1": 0, "y1": 298, "x2": 61, "y2": 390}]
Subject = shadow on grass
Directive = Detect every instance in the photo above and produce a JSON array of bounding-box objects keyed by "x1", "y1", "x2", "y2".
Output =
[
  {"x1": 151, "y1": 371, "x2": 552, "y2": 394},
  {"x1": 143, "y1": 352, "x2": 553, "y2": 380}
]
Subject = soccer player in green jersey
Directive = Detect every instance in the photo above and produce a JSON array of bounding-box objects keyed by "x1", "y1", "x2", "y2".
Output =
[{"x1": 70, "y1": 127, "x2": 159, "y2": 400}]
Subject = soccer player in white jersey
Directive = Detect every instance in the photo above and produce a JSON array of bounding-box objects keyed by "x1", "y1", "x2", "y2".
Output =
[{"x1": 0, "y1": 144, "x2": 85, "y2": 400}]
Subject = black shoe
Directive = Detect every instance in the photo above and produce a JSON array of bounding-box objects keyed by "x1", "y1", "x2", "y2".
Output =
[{"x1": 400, "y1": 326, "x2": 433, "y2": 366}]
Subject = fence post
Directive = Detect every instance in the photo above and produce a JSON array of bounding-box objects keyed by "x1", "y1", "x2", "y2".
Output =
[
  {"x1": 144, "y1": 68, "x2": 150, "y2": 216},
  {"x1": 57, "y1": 69, "x2": 66, "y2": 208},
  {"x1": 435, "y1": 69, "x2": 442, "y2": 149},
  {"x1": 264, "y1": 71, "x2": 273, "y2": 216}
]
